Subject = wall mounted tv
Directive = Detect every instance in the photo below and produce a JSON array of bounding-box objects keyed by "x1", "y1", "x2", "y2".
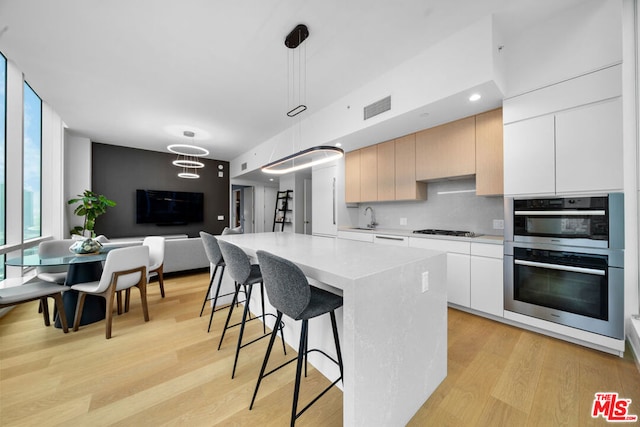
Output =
[{"x1": 136, "y1": 189, "x2": 204, "y2": 225}]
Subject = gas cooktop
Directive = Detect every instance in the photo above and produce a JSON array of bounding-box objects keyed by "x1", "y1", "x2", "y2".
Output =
[{"x1": 412, "y1": 229, "x2": 478, "y2": 238}]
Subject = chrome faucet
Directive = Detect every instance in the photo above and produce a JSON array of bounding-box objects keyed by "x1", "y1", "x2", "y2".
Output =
[{"x1": 364, "y1": 206, "x2": 378, "y2": 229}]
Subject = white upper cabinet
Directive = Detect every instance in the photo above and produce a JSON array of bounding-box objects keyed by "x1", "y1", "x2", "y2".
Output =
[
  {"x1": 503, "y1": 64, "x2": 622, "y2": 197},
  {"x1": 504, "y1": 115, "x2": 556, "y2": 196},
  {"x1": 555, "y1": 98, "x2": 623, "y2": 194}
]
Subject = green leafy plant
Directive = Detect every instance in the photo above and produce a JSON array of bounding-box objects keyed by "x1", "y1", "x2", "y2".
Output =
[{"x1": 68, "y1": 190, "x2": 116, "y2": 237}]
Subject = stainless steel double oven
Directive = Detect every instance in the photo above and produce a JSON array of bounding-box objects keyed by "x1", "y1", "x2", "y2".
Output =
[{"x1": 504, "y1": 194, "x2": 624, "y2": 339}]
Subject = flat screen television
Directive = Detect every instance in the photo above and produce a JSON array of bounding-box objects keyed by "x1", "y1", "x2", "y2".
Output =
[{"x1": 136, "y1": 189, "x2": 204, "y2": 225}]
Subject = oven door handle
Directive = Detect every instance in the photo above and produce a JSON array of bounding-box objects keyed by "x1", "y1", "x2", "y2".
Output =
[
  {"x1": 514, "y1": 210, "x2": 605, "y2": 216},
  {"x1": 514, "y1": 259, "x2": 606, "y2": 276}
]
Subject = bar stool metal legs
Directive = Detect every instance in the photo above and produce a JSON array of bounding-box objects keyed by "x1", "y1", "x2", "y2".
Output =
[
  {"x1": 199, "y1": 263, "x2": 229, "y2": 332},
  {"x1": 251, "y1": 249, "x2": 344, "y2": 426},
  {"x1": 218, "y1": 280, "x2": 286, "y2": 379},
  {"x1": 250, "y1": 309, "x2": 343, "y2": 427}
]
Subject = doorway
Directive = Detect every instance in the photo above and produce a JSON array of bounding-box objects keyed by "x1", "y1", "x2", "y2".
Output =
[{"x1": 231, "y1": 185, "x2": 255, "y2": 233}]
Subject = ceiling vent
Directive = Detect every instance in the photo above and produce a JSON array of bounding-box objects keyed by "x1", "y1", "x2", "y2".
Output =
[
  {"x1": 364, "y1": 96, "x2": 391, "y2": 120},
  {"x1": 241, "y1": 162, "x2": 247, "y2": 171}
]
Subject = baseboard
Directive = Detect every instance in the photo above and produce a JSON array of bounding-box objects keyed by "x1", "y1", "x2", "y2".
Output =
[{"x1": 629, "y1": 316, "x2": 640, "y2": 373}]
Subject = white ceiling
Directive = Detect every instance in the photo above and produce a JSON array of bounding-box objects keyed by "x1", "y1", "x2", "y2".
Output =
[{"x1": 0, "y1": 0, "x2": 585, "y2": 164}]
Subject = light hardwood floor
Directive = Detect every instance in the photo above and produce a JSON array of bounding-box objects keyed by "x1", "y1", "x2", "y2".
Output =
[{"x1": 1, "y1": 271, "x2": 638, "y2": 426}]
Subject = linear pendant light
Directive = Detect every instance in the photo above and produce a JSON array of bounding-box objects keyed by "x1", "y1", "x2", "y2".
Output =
[
  {"x1": 261, "y1": 24, "x2": 344, "y2": 175},
  {"x1": 262, "y1": 145, "x2": 344, "y2": 174}
]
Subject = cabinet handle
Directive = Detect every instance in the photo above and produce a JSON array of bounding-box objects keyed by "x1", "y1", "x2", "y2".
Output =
[
  {"x1": 332, "y1": 178, "x2": 336, "y2": 225},
  {"x1": 375, "y1": 235, "x2": 405, "y2": 241}
]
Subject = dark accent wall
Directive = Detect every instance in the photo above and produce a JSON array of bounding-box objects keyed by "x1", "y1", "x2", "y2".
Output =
[{"x1": 91, "y1": 142, "x2": 229, "y2": 238}]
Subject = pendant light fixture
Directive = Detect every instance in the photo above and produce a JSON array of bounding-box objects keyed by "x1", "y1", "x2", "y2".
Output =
[
  {"x1": 168, "y1": 130, "x2": 209, "y2": 179},
  {"x1": 261, "y1": 24, "x2": 343, "y2": 175}
]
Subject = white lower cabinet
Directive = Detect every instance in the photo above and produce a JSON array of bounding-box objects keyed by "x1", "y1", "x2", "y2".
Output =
[
  {"x1": 447, "y1": 253, "x2": 471, "y2": 307},
  {"x1": 343, "y1": 234, "x2": 504, "y2": 314},
  {"x1": 470, "y1": 242, "x2": 504, "y2": 317},
  {"x1": 409, "y1": 237, "x2": 471, "y2": 307}
]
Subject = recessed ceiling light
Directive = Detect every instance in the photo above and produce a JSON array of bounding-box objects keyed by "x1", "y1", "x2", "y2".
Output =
[
  {"x1": 335, "y1": 142, "x2": 342, "y2": 147},
  {"x1": 469, "y1": 93, "x2": 481, "y2": 102}
]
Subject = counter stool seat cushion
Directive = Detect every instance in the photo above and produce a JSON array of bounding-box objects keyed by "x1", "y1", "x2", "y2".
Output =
[
  {"x1": 297, "y1": 287, "x2": 343, "y2": 321},
  {"x1": 245, "y1": 265, "x2": 263, "y2": 286}
]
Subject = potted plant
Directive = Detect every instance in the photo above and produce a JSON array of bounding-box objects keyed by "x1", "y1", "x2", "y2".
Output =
[{"x1": 68, "y1": 190, "x2": 116, "y2": 238}]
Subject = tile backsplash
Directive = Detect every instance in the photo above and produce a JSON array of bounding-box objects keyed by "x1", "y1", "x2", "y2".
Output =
[{"x1": 344, "y1": 178, "x2": 505, "y2": 236}]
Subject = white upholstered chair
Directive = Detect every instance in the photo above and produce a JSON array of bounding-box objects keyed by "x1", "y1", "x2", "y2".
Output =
[
  {"x1": 71, "y1": 245, "x2": 150, "y2": 339},
  {"x1": 37, "y1": 239, "x2": 75, "y2": 284},
  {"x1": 143, "y1": 236, "x2": 166, "y2": 297}
]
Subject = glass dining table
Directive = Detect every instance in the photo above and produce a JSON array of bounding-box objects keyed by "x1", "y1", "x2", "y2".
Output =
[{"x1": 6, "y1": 248, "x2": 117, "y2": 328}]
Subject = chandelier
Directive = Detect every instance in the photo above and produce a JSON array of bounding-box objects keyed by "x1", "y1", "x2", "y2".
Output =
[{"x1": 168, "y1": 131, "x2": 209, "y2": 179}]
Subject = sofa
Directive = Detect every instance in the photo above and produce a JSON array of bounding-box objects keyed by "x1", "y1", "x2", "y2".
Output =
[{"x1": 100, "y1": 234, "x2": 209, "y2": 274}]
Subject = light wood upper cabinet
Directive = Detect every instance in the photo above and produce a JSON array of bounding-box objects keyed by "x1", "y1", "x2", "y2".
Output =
[
  {"x1": 415, "y1": 116, "x2": 476, "y2": 181},
  {"x1": 475, "y1": 108, "x2": 503, "y2": 196},
  {"x1": 344, "y1": 110, "x2": 504, "y2": 203},
  {"x1": 360, "y1": 145, "x2": 378, "y2": 202},
  {"x1": 395, "y1": 134, "x2": 427, "y2": 201},
  {"x1": 377, "y1": 140, "x2": 395, "y2": 201},
  {"x1": 345, "y1": 150, "x2": 361, "y2": 203}
]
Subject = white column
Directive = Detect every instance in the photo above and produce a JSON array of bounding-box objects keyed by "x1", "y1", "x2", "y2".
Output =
[{"x1": 4, "y1": 60, "x2": 24, "y2": 278}]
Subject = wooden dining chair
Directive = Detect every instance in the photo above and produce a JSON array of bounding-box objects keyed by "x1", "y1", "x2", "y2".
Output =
[{"x1": 70, "y1": 245, "x2": 150, "y2": 339}]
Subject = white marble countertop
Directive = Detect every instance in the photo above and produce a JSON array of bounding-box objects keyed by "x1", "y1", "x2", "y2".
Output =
[
  {"x1": 218, "y1": 232, "x2": 443, "y2": 290},
  {"x1": 338, "y1": 226, "x2": 504, "y2": 244}
]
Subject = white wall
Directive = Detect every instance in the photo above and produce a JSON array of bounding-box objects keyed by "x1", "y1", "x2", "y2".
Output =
[
  {"x1": 5, "y1": 60, "x2": 24, "y2": 261},
  {"x1": 503, "y1": 0, "x2": 623, "y2": 96},
  {"x1": 41, "y1": 103, "x2": 65, "y2": 239},
  {"x1": 622, "y1": 0, "x2": 640, "y2": 327},
  {"x1": 63, "y1": 132, "x2": 92, "y2": 237},
  {"x1": 230, "y1": 16, "x2": 498, "y2": 179}
]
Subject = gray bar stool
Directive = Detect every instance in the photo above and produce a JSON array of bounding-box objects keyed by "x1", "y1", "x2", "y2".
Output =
[
  {"x1": 216, "y1": 239, "x2": 286, "y2": 379},
  {"x1": 251, "y1": 250, "x2": 344, "y2": 427},
  {"x1": 199, "y1": 231, "x2": 243, "y2": 332}
]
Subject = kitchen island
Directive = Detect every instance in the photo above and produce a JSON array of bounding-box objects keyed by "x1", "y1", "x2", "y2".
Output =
[{"x1": 218, "y1": 232, "x2": 447, "y2": 426}]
